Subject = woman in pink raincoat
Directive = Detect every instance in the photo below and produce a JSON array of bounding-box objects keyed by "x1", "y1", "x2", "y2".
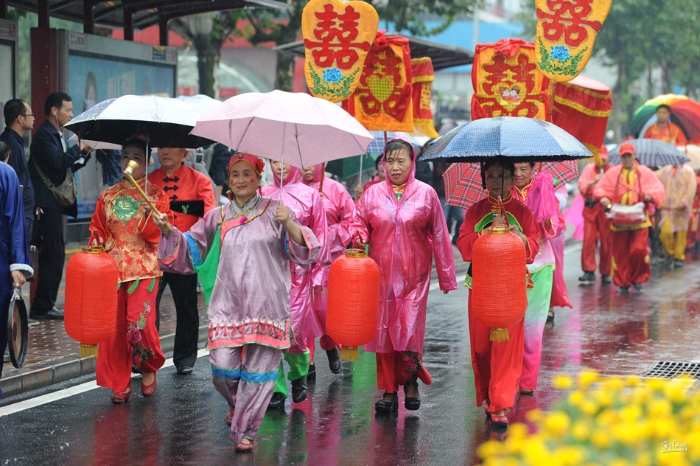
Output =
[
  {"x1": 300, "y1": 164, "x2": 355, "y2": 379},
  {"x1": 261, "y1": 162, "x2": 330, "y2": 408},
  {"x1": 352, "y1": 138, "x2": 457, "y2": 414}
]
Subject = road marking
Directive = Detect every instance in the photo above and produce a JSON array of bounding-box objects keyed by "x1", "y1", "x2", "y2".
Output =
[{"x1": 0, "y1": 348, "x2": 210, "y2": 417}]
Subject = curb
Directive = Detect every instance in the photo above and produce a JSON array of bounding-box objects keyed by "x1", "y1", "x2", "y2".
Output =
[{"x1": 0, "y1": 325, "x2": 209, "y2": 398}]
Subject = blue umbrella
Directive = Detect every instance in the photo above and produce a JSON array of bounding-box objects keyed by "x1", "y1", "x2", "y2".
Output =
[
  {"x1": 419, "y1": 117, "x2": 593, "y2": 162},
  {"x1": 608, "y1": 138, "x2": 689, "y2": 167}
]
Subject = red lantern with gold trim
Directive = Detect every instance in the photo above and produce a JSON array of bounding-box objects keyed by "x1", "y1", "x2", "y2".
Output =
[
  {"x1": 326, "y1": 249, "x2": 380, "y2": 360},
  {"x1": 65, "y1": 247, "x2": 119, "y2": 357},
  {"x1": 471, "y1": 223, "x2": 528, "y2": 342}
]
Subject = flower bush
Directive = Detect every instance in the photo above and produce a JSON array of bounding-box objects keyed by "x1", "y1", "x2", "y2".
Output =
[{"x1": 477, "y1": 370, "x2": 699, "y2": 465}]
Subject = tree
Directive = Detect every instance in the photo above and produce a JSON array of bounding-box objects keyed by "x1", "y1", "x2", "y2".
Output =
[
  {"x1": 171, "y1": 12, "x2": 246, "y2": 97},
  {"x1": 243, "y1": 0, "x2": 478, "y2": 91}
]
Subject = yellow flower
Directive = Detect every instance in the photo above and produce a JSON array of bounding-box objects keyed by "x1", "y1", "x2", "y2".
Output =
[
  {"x1": 551, "y1": 446, "x2": 586, "y2": 466},
  {"x1": 625, "y1": 375, "x2": 641, "y2": 387},
  {"x1": 476, "y1": 440, "x2": 501, "y2": 459},
  {"x1": 526, "y1": 409, "x2": 543, "y2": 423},
  {"x1": 593, "y1": 389, "x2": 614, "y2": 407},
  {"x1": 619, "y1": 404, "x2": 642, "y2": 422},
  {"x1": 604, "y1": 376, "x2": 625, "y2": 392},
  {"x1": 568, "y1": 390, "x2": 585, "y2": 407},
  {"x1": 648, "y1": 399, "x2": 672, "y2": 417},
  {"x1": 581, "y1": 400, "x2": 599, "y2": 416},
  {"x1": 647, "y1": 378, "x2": 667, "y2": 392},
  {"x1": 521, "y1": 440, "x2": 550, "y2": 464},
  {"x1": 508, "y1": 423, "x2": 529, "y2": 440},
  {"x1": 609, "y1": 460, "x2": 630, "y2": 466},
  {"x1": 578, "y1": 369, "x2": 599, "y2": 389},
  {"x1": 544, "y1": 411, "x2": 571, "y2": 438},
  {"x1": 591, "y1": 430, "x2": 612, "y2": 448},
  {"x1": 552, "y1": 374, "x2": 574, "y2": 390},
  {"x1": 571, "y1": 420, "x2": 591, "y2": 441}
]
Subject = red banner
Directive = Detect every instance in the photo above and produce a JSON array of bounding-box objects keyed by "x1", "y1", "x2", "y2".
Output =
[{"x1": 411, "y1": 57, "x2": 439, "y2": 138}]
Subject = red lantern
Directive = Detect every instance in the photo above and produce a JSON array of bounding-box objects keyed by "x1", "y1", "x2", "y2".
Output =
[
  {"x1": 326, "y1": 249, "x2": 380, "y2": 360},
  {"x1": 471, "y1": 224, "x2": 528, "y2": 342},
  {"x1": 65, "y1": 247, "x2": 119, "y2": 357}
]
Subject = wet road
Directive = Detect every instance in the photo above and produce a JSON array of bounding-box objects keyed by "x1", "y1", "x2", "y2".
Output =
[{"x1": 2, "y1": 245, "x2": 700, "y2": 465}]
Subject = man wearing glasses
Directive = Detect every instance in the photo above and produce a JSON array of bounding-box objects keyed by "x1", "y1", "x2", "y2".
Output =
[{"x1": 0, "y1": 99, "x2": 35, "y2": 254}]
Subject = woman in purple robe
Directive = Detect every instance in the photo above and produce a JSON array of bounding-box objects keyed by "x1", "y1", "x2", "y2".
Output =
[{"x1": 154, "y1": 154, "x2": 320, "y2": 452}]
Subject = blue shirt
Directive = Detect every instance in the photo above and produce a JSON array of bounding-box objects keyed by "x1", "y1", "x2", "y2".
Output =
[{"x1": 0, "y1": 127, "x2": 34, "y2": 220}]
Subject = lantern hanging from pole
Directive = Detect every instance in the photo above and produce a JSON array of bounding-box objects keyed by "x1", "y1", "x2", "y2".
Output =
[
  {"x1": 471, "y1": 219, "x2": 528, "y2": 342},
  {"x1": 65, "y1": 247, "x2": 119, "y2": 357},
  {"x1": 326, "y1": 249, "x2": 380, "y2": 361}
]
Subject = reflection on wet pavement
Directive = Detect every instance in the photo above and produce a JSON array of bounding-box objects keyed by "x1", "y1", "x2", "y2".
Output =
[{"x1": 2, "y1": 247, "x2": 700, "y2": 464}]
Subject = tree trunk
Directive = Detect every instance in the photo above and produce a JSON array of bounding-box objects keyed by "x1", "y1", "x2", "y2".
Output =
[
  {"x1": 193, "y1": 34, "x2": 220, "y2": 98},
  {"x1": 611, "y1": 53, "x2": 626, "y2": 142},
  {"x1": 275, "y1": 52, "x2": 295, "y2": 91}
]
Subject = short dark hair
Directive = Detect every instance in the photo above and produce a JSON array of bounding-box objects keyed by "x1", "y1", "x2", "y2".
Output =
[
  {"x1": 44, "y1": 92, "x2": 72, "y2": 116},
  {"x1": 0, "y1": 140, "x2": 10, "y2": 162},
  {"x1": 384, "y1": 139, "x2": 414, "y2": 161},
  {"x1": 483, "y1": 157, "x2": 515, "y2": 177},
  {"x1": 122, "y1": 137, "x2": 152, "y2": 159},
  {"x1": 657, "y1": 104, "x2": 671, "y2": 113},
  {"x1": 4, "y1": 99, "x2": 27, "y2": 127}
]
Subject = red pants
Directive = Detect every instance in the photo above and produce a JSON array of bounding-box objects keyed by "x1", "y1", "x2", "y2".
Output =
[
  {"x1": 611, "y1": 228, "x2": 650, "y2": 287},
  {"x1": 468, "y1": 292, "x2": 524, "y2": 414},
  {"x1": 375, "y1": 351, "x2": 432, "y2": 393},
  {"x1": 581, "y1": 203, "x2": 612, "y2": 275},
  {"x1": 97, "y1": 278, "x2": 165, "y2": 392}
]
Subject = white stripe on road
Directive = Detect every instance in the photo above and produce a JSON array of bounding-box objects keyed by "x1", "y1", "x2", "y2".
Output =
[{"x1": 0, "y1": 348, "x2": 210, "y2": 417}]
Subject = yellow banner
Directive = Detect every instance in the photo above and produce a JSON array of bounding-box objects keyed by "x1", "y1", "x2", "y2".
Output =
[
  {"x1": 535, "y1": 0, "x2": 612, "y2": 82},
  {"x1": 302, "y1": 0, "x2": 378, "y2": 102}
]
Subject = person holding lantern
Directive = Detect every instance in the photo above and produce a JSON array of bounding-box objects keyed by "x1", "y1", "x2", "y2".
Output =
[
  {"x1": 352, "y1": 137, "x2": 457, "y2": 414},
  {"x1": 88, "y1": 136, "x2": 173, "y2": 404},
  {"x1": 300, "y1": 164, "x2": 354, "y2": 379},
  {"x1": 594, "y1": 143, "x2": 666, "y2": 293},
  {"x1": 261, "y1": 162, "x2": 330, "y2": 408},
  {"x1": 509, "y1": 162, "x2": 562, "y2": 395},
  {"x1": 457, "y1": 157, "x2": 540, "y2": 427},
  {"x1": 154, "y1": 153, "x2": 320, "y2": 452}
]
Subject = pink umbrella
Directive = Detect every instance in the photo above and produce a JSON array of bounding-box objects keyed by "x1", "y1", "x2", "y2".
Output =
[{"x1": 190, "y1": 90, "x2": 374, "y2": 169}]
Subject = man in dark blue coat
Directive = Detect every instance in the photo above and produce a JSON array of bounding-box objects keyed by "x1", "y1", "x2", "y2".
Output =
[
  {"x1": 0, "y1": 99, "x2": 35, "y2": 254},
  {"x1": 0, "y1": 162, "x2": 33, "y2": 393},
  {"x1": 28, "y1": 92, "x2": 91, "y2": 320}
]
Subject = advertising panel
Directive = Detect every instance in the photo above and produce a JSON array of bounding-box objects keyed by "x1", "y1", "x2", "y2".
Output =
[{"x1": 64, "y1": 33, "x2": 176, "y2": 222}]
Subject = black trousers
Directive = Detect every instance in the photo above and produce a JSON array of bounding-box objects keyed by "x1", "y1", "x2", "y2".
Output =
[
  {"x1": 31, "y1": 208, "x2": 64, "y2": 313},
  {"x1": 156, "y1": 272, "x2": 200, "y2": 369}
]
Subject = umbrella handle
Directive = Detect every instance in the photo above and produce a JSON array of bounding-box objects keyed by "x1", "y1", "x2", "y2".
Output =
[{"x1": 123, "y1": 163, "x2": 172, "y2": 232}]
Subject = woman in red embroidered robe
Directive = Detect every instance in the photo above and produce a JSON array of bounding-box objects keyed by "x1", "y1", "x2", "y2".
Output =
[
  {"x1": 457, "y1": 157, "x2": 540, "y2": 427},
  {"x1": 89, "y1": 137, "x2": 173, "y2": 403}
]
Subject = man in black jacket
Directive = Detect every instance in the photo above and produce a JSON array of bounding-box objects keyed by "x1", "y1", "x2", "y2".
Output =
[
  {"x1": 28, "y1": 92, "x2": 91, "y2": 320},
  {"x1": 0, "y1": 99, "x2": 35, "y2": 254}
]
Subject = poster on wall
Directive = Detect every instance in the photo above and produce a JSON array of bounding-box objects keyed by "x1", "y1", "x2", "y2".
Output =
[{"x1": 65, "y1": 33, "x2": 176, "y2": 221}]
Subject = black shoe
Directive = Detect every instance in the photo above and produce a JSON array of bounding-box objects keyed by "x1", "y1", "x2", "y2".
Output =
[
  {"x1": 578, "y1": 272, "x2": 595, "y2": 284},
  {"x1": 617, "y1": 286, "x2": 630, "y2": 294},
  {"x1": 601, "y1": 275, "x2": 612, "y2": 285},
  {"x1": 403, "y1": 380, "x2": 421, "y2": 410},
  {"x1": 176, "y1": 366, "x2": 194, "y2": 375},
  {"x1": 632, "y1": 283, "x2": 644, "y2": 292},
  {"x1": 291, "y1": 376, "x2": 308, "y2": 403},
  {"x1": 546, "y1": 309, "x2": 555, "y2": 323},
  {"x1": 674, "y1": 260, "x2": 684, "y2": 268},
  {"x1": 307, "y1": 362, "x2": 316, "y2": 382},
  {"x1": 326, "y1": 347, "x2": 341, "y2": 374},
  {"x1": 267, "y1": 392, "x2": 286, "y2": 410},
  {"x1": 30, "y1": 306, "x2": 64, "y2": 320},
  {"x1": 132, "y1": 364, "x2": 142, "y2": 374},
  {"x1": 375, "y1": 393, "x2": 398, "y2": 414}
]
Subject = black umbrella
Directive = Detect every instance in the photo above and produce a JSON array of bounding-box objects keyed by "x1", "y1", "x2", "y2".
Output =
[
  {"x1": 64, "y1": 95, "x2": 215, "y2": 149},
  {"x1": 608, "y1": 139, "x2": 689, "y2": 167}
]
